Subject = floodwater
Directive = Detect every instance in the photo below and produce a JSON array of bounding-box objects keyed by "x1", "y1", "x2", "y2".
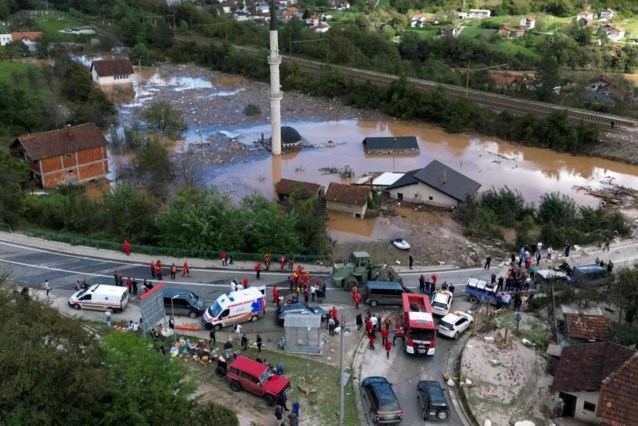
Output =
[
  {"x1": 111, "y1": 65, "x2": 638, "y2": 241},
  {"x1": 207, "y1": 120, "x2": 638, "y2": 205}
]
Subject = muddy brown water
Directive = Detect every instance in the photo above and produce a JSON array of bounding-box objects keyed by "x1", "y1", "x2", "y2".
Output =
[
  {"x1": 115, "y1": 65, "x2": 638, "y2": 242},
  {"x1": 205, "y1": 120, "x2": 638, "y2": 241}
]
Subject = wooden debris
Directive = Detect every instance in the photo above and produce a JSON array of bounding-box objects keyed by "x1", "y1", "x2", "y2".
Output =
[{"x1": 298, "y1": 384, "x2": 309, "y2": 395}]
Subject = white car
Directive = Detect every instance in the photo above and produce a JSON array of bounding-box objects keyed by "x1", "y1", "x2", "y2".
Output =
[
  {"x1": 438, "y1": 311, "x2": 473, "y2": 339},
  {"x1": 431, "y1": 290, "x2": 453, "y2": 316},
  {"x1": 392, "y1": 238, "x2": 411, "y2": 250}
]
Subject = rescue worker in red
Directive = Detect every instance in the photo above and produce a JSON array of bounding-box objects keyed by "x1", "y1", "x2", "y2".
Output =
[
  {"x1": 221, "y1": 252, "x2": 227, "y2": 266},
  {"x1": 150, "y1": 260, "x2": 156, "y2": 278},
  {"x1": 351, "y1": 286, "x2": 358, "y2": 302},
  {"x1": 384, "y1": 339, "x2": 392, "y2": 359},
  {"x1": 242, "y1": 277, "x2": 249, "y2": 288},
  {"x1": 264, "y1": 253, "x2": 272, "y2": 271},
  {"x1": 182, "y1": 261, "x2": 190, "y2": 277},
  {"x1": 123, "y1": 240, "x2": 131, "y2": 256},
  {"x1": 380, "y1": 327, "x2": 389, "y2": 345},
  {"x1": 280, "y1": 255, "x2": 286, "y2": 270},
  {"x1": 255, "y1": 262, "x2": 261, "y2": 279},
  {"x1": 353, "y1": 291, "x2": 361, "y2": 310},
  {"x1": 155, "y1": 262, "x2": 163, "y2": 281},
  {"x1": 272, "y1": 287, "x2": 279, "y2": 303},
  {"x1": 368, "y1": 334, "x2": 376, "y2": 350},
  {"x1": 330, "y1": 306, "x2": 337, "y2": 322}
]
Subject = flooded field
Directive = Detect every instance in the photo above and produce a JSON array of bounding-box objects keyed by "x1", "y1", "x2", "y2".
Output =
[{"x1": 112, "y1": 63, "x2": 638, "y2": 242}]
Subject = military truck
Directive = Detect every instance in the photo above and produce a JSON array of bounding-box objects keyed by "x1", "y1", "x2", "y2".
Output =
[{"x1": 331, "y1": 251, "x2": 403, "y2": 291}]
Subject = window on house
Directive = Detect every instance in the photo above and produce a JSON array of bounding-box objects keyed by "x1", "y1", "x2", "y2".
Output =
[
  {"x1": 583, "y1": 401, "x2": 596, "y2": 412},
  {"x1": 68, "y1": 170, "x2": 73, "y2": 174},
  {"x1": 397, "y1": 193, "x2": 403, "y2": 201},
  {"x1": 66, "y1": 154, "x2": 71, "y2": 158},
  {"x1": 428, "y1": 196, "x2": 433, "y2": 201}
]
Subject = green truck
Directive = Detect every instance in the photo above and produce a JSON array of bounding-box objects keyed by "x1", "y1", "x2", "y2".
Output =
[{"x1": 330, "y1": 251, "x2": 403, "y2": 291}]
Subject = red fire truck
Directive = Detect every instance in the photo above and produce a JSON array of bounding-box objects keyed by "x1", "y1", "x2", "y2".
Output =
[{"x1": 400, "y1": 292, "x2": 437, "y2": 356}]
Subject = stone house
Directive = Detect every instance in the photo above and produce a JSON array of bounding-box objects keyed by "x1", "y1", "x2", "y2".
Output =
[
  {"x1": 10, "y1": 123, "x2": 109, "y2": 188},
  {"x1": 325, "y1": 182, "x2": 371, "y2": 218}
]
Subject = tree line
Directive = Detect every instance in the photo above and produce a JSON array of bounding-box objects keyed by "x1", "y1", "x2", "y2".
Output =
[{"x1": 0, "y1": 280, "x2": 238, "y2": 425}]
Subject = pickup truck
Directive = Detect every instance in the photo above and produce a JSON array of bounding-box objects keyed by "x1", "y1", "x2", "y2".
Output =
[{"x1": 465, "y1": 277, "x2": 511, "y2": 307}]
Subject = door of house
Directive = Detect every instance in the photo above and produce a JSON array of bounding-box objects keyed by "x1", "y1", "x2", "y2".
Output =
[{"x1": 559, "y1": 392, "x2": 577, "y2": 417}]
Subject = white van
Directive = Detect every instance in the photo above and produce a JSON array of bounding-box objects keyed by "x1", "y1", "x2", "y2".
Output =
[
  {"x1": 202, "y1": 287, "x2": 265, "y2": 330},
  {"x1": 68, "y1": 284, "x2": 130, "y2": 313}
]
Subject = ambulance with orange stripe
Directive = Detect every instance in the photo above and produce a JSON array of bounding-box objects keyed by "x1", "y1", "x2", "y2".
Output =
[
  {"x1": 68, "y1": 284, "x2": 129, "y2": 313},
  {"x1": 202, "y1": 287, "x2": 266, "y2": 331}
]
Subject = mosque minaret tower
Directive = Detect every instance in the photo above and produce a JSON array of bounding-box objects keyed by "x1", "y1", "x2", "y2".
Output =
[{"x1": 268, "y1": 1, "x2": 282, "y2": 155}]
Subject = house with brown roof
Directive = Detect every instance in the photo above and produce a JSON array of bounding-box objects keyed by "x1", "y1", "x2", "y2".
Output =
[
  {"x1": 550, "y1": 342, "x2": 635, "y2": 424},
  {"x1": 274, "y1": 179, "x2": 325, "y2": 202},
  {"x1": 10, "y1": 123, "x2": 109, "y2": 188},
  {"x1": 519, "y1": 16, "x2": 535, "y2": 29},
  {"x1": 565, "y1": 313, "x2": 611, "y2": 343},
  {"x1": 325, "y1": 182, "x2": 371, "y2": 218},
  {"x1": 90, "y1": 59, "x2": 135, "y2": 86},
  {"x1": 0, "y1": 31, "x2": 42, "y2": 52},
  {"x1": 597, "y1": 353, "x2": 638, "y2": 426}
]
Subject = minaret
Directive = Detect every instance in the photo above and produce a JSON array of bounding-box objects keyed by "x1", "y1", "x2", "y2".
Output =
[{"x1": 269, "y1": 1, "x2": 282, "y2": 155}]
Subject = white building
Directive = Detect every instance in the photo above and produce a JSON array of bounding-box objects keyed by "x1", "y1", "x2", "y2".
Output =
[{"x1": 90, "y1": 59, "x2": 135, "y2": 86}]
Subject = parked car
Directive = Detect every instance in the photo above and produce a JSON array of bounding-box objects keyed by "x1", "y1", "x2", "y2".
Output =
[
  {"x1": 392, "y1": 238, "x2": 411, "y2": 250},
  {"x1": 275, "y1": 303, "x2": 326, "y2": 326},
  {"x1": 431, "y1": 290, "x2": 453, "y2": 316},
  {"x1": 220, "y1": 356, "x2": 290, "y2": 406},
  {"x1": 361, "y1": 376, "x2": 403, "y2": 424},
  {"x1": 416, "y1": 380, "x2": 450, "y2": 420},
  {"x1": 438, "y1": 311, "x2": 473, "y2": 339}
]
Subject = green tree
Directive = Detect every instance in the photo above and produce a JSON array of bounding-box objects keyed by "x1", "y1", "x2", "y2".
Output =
[
  {"x1": 142, "y1": 100, "x2": 187, "y2": 139},
  {"x1": 537, "y1": 192, "x2": 577, "y2": 227},
  {"x1": 0, "y1": 283, "x2": 107, "y2": 424},
  {"x1": 535, "y1": 48, "x2": 560, "y2": 102},
  {"x1": 133, "y1": 136, "x2": 173, "y2": 197},
  {"x1": 241, "y1": 195, "x2": 303, "y2": 254},
  {"x1": 99, "y1": 183, "x2": 159, "y2": 243},
  {"x1": 0, "y1": 153, "x2": 30, "y2": 225},
  {"x1": 609, "y1": 268, "x2": 638, "y2": 324},
  {"x1": 479, "y1": 186, "x2": 526, "y2": 227}
]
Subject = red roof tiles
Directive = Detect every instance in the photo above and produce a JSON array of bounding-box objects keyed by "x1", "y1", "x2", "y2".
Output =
[
  {"x1": 565, "y1": 313, "x2": 611, "y2": 341},
  {"x1": 597, "y1": 353, "x2": 638, "y2": 426},
  {"x1": 14, "y1": 123, "x2": 108, "y2": 160},
  {"x1": 275, "y1": 179, "x2": 323, "y2": 198},
  {"x1": 90, "y1": 59, "x2": 134, "y2": 77},
  {"x1": 325, "y1": 182, "x2": 370, "y2": 207},
  {"x1": 551, "y1": 342, "x2": 635, "y2": 393}
]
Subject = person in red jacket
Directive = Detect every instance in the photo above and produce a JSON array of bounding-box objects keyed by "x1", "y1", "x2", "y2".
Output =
[
  {"x1": 272, "y1": 287, "x2": 279, "y2": 303},
  {"x1": 243, "y1": 277, "x2": 249, "y2": 288},
  {"x1": 123, "y1": 240, "x2": 130, "y2": 256},
  {"x1": 155, "y1": 262, "x2": 163, "y2": 281},
  {"x1": 330, "y1": 306, "x2": 337, "y2": 321},
  {"x1": 221, "y1": 251, "x2": 227, "y2": 266},
  {"x1": 353, "y1": 292, "x2": 361, "y2": 310},
  {"x1": 255, "y1": 262, "x2": 261, "y2": 280},
  {"x1": 368, "y1": 334, "x2": 376, "y2": 350},
  {"x1": 381, "y1": 327, "x2": 389, "y2": 345},
  {"x1": 182, "y1": 261, "x2": 190, "y2": 277},
  {"x1": 280, "y1": 255, "x2": 286, "y2": 270},
  {"x1": 384, "y1": 340, "x2": 392, "y2": 359},
  {"x1": 150, "y1": 260, "x2": 156, "y2": 278}
]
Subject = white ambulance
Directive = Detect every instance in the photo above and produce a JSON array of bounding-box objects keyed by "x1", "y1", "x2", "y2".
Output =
[
  {"x1": 202, "y1": 287, "x2": 266, "y2": 330},
  {"x1": 68, "y1": 284, "x2": 130, "y2": 313}
]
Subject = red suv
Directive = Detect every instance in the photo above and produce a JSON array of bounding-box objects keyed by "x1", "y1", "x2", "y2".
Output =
[{"x1": 222, "y1": 356, "x2": 290, "y2": 406}]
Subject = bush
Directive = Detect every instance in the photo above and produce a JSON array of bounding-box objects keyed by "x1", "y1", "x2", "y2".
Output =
[{"x1": 243, "y1": 104, "x2": 261, "y2": 116}]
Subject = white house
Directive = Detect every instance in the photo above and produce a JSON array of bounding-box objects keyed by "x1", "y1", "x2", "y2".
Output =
[
  {"x1": 90, "y1": 59, "x2": 135, "y2": 86},
  {"x1": 600, "y1": 24, "x2": 625, "y2": 41},
  {"x1": 550, "y1": 342, "x2": 635, "y2": 425},
  {"x1": 599, "y1": 8, "x2": 615, "y2": 21},
  {"x1": 519, "y1": 16, "x2": 535, "y2": 29},
  {"x1": 441, "y1": 24, "x2": 460, "y2": 37},
  {"x1": 467, "y1": 9, "x2": 491, "y2": 19},
  {"x1": 385, "y1": 160, "x2": 481, "y2": 208},
  {"x1": 0, "y1": 33, "x2": 11, "y2": 46},
  {"x1": 576, "y1": 11, "x2": 594, "y2": 27}
]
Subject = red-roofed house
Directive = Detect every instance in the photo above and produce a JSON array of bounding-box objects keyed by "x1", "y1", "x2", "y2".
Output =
[
  {"x1": 325, "y1": 182, "x2": 371, "y2": 218},
  {"x1": 597, "y1": 353, "x2": 638, "y2": 426},
  {"x1": 274, "y1": 179, "x2": 325, "y2": 202},
  {"x1": 551, "y1": 342, "x2": 635, "y2": 424},
  {"x1": 10, "y1": 123, "x2": 109, "y2": 188},
  {"x1": 565, "y1": 313, "x2": 611, "y2": 343},
  {"x1": 90, "y1": 59, "x2": 135, "y2": 86},
  {"x1": 1, "y1": 31, "x2": 43, "y2": 52}
]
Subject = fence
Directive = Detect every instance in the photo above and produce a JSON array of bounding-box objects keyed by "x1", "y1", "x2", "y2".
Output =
[{"x1": 14, "y1": 226, "x2": 328, "y2": 263}]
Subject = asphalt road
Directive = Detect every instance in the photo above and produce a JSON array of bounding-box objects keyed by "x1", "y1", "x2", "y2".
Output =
[{"x1": 0, "y1": 240, "x2": 497, "y2": 425}]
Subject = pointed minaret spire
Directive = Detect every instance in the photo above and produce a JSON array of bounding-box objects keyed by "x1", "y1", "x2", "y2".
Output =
[{"x1": 269, "y1": 0, "x2": 282, "y2": 155}]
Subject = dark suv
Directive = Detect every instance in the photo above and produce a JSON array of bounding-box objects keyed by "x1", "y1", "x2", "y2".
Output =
[
  {"x1": 361, "y1": 376, "x2": 403, "y2": 424},
  {"x1": 417, "y1": 380, "x2": 449, "y2": 420}
]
